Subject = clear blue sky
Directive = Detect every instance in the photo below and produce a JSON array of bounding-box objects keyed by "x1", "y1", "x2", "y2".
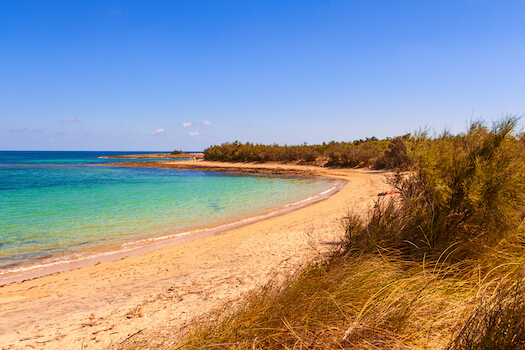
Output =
[{"x1": 1, "y1": 1, "x2": 524, "y2": 151}]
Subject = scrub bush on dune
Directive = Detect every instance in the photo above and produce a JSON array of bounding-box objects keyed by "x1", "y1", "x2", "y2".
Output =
[{"x1": 345, "y1": 118, "x2": 525, "y2": 261}]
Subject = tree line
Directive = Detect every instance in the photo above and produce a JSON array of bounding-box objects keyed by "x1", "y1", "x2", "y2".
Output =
[{"x1": 203, "y1": 136, "x2": 411, "y2": 170}]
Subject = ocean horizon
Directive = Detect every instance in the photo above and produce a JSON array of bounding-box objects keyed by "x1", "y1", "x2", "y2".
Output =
[{"x1": 0, "y1": 151, "x2": 337, "y2": 281}]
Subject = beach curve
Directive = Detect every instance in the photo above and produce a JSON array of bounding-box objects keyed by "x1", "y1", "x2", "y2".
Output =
[{"x1": 0, "y1": 162, "x2": 392, "y2": 349}]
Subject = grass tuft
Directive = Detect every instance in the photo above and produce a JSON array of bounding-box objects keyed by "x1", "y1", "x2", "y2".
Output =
[{"x1": 446, "y1": 278, "x2": 525, "y2": 350}]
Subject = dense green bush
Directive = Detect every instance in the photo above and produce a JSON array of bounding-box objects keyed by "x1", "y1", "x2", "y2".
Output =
[
  {"x1": 203, "y1": 142, "x2": 321, "y2": 162},
  {"x1": 203, "y1": 137, "x2": 411, "y2": 169},
  {"x1": 374, "y1": 135, "x2": 411, "y2": 169}
]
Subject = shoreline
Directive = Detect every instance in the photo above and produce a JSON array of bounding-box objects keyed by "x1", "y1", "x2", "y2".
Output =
[
  {"x1": 0, "y1": 162, "x2": 392, "y2": 349},
  {"x1": 0, "y1": 177, "x2": 344, "y2": 286}
]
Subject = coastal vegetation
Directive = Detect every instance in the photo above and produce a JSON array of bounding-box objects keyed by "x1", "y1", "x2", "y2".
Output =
[
  {"x1": 203, "y1": 135, "x2": 411, "y2": 170},
  {"x1": 165, "y1": 118, "x2": 525, "y2": 349}
]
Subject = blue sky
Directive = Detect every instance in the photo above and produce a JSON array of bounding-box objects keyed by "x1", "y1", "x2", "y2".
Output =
[{"x1": 1, "y1": 1, "x2": 524, "y2": 151}]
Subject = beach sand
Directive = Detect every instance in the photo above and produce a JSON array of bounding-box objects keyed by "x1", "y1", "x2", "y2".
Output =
[{"x1": 0, "y1": 163, "x2": 392, "y2": 349}]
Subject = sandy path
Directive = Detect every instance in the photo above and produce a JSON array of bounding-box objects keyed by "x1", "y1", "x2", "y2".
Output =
[{"x1": 0, "y1": 164, "x2": 392, "y2": 349}]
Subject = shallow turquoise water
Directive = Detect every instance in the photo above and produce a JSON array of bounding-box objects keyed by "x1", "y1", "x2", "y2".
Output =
[{"x1": 0, "y1": 152, "x2": 335, "y2": 273}]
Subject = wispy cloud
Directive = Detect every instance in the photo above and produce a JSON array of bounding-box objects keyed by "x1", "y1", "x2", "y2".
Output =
[
  {"x1": 10, "y1": 127, "x2": 48, "y2": 134},
  {"x1": 182, "y1": 122, "x2": 192, "y2": 127},
  {"x1": 203, "y1": 120, "x2": 212, "y2": 126},
  {"x1": 61, "y1": 117, "x2": 78, "y2": 123},
  {"x1": 151, "y1": 128, "x2": 165, "y2": 135},
  {"x1": 10, "y1": 127, "x2": 30, "y2": 134},
  {"x1": 190, "y1": 131, "x2": 199, "y2": 136}
]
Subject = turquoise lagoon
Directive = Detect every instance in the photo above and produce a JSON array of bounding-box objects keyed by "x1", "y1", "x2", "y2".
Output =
[{"x1": 0, "y1": 151, "x2": 337, "y2": 278}]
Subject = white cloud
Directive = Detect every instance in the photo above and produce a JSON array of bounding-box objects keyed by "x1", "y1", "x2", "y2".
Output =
[
  {"x1": 62, "y1": 117, "x2": 77, "y2": 123},
  {"x1": 190, "y1": 131, "x2": 199, "y2": 136},
  {"x1": 182, "y1": 122, "x2": 192, "y2": 127},
  {"x1": 151, "y1": 128, "x2": 165, "y2": 135},
  {"x1": 203, "y1": 120, "x2": 212, "y2": 126}
]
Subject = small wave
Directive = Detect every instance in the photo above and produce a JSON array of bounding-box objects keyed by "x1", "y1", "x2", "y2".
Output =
[{"x1": 0, "y1": 245, "x2": 135, "y2": 277}]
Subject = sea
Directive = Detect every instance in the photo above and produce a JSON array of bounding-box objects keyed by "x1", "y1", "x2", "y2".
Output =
[{"x1": 0, "y1": 151, "x2": 338, "y2": 283}]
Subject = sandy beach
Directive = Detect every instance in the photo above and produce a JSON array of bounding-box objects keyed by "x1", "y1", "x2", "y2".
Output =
[{"x1": 0, "y1": 162, "x2": 392, "y2": 349}]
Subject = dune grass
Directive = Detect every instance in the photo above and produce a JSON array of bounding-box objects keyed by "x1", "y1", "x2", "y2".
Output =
[
  {"x1": 123, "y1": 118, "x2": 525, "y2": 349},
  {"x1": 173, "y1": 245, "x2": 523, "y2": 349}
]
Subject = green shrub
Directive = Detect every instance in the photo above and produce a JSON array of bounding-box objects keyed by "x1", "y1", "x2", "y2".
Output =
[
  {"x1": 203, "y1": 137, "x2": 409, "y2": 169},
  {"x1": 344, "y1": 117, "x2": 525, "y2": 260},
  {"x1": 374, "y1": 135, "x2": 411, "y2": 170}
]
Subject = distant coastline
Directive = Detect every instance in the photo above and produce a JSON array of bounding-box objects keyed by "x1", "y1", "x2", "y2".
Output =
[
  {"x1": 98, "y1": 159, "x2": 346, "y2": 177},
  {"x1": 102, "y1": 152, "x2": 204, "y2": 160}
]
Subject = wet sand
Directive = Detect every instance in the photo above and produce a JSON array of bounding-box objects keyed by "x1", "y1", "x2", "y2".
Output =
[{"x1": 0, "y1": 162, "x2": 392, "y2": 349}]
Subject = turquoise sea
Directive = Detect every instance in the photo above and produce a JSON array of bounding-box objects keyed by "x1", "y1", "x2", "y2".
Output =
[{"x1": 0, "y1": 151, "x2": 336, "y2": 279}]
